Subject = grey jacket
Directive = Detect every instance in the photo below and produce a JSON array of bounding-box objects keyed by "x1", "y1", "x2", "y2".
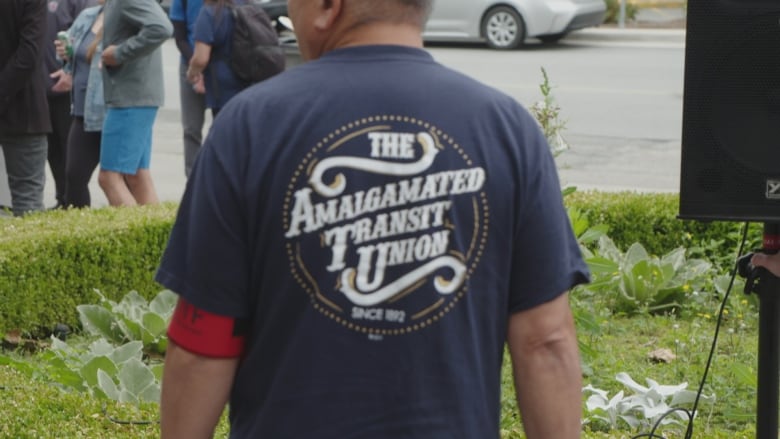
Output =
[{"x1": 102, "y1": 0, "x2": 173, "y2": 108}]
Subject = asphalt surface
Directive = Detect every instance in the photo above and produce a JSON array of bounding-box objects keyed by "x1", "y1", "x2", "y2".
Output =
[{"x1": 0, "y1": 9, "x2": 687, "y2": 210}]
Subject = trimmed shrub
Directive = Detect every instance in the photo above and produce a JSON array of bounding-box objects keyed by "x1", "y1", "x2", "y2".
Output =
[
  {"x1": 0, "y1": 204, "x2": 177, "y2": 335},
  {"x1": 564, "y1": 191, "x2": 763, "y2": 261}
]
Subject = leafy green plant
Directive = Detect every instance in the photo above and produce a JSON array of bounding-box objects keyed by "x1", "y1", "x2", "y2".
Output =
[
  {"x1": 531, "y1": 67, "x2": 568, "y2": 158},
  {"x1": 581, "y1": 237, "x2": 713, "y2": 315},
  {"x1": 565, "y1": 201, "x2": 609, "y2": 370},
  {"x1": 78, "y1": 289, "x2": 177, "y2": 355},
  {"x1": 583, "y1": 372, "x2": 713, "y2": 432},
  {"x1": 41, "y1": 338, "x2": 164, "y2": 404},
  {"x1": 603, "y1": 0, "x2": 638, "y2": 24},
  {"x1": 0, "y1": 289, "x2": 175, "y2": 406},
  {"x1": 568, "y1": 205, "x2": 609, "y2": 248}
]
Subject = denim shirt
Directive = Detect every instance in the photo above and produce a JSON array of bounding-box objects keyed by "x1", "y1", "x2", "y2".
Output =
[{"x1": 63, "y1": 5, "x2": 105, "y2": 132}]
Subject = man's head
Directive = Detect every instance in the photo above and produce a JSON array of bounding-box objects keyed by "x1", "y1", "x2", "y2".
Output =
[{"x1": 287, "y1": 0, "x2": 433, "y2": 60}]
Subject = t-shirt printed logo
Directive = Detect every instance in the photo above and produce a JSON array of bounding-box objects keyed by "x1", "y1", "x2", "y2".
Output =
[
  {"x1": 48, "y1": 0, "x2": 59, "y2": 13},
  {"x1": 283, "y1": 116, "x2": 489, "y2": 337}
]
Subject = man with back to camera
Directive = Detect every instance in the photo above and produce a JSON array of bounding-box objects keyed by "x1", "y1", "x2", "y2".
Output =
[
  {"x1": 157, "y1": 0, "x2": 590, "y2": 437},
  {"x1": 0, "y1": 0, "x2": 52, "y2": 217}
]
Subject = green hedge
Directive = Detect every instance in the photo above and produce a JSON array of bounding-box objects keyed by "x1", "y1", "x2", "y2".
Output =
[
  {"x1": 0, "y1": 193, "x2": 763, "y2": 336},
  {"x1": 0, "y1": 204, "x2": 177, "y2": 335},
  {"x1": 565, "y1": 190, "x2": 763, "y2": 259}
]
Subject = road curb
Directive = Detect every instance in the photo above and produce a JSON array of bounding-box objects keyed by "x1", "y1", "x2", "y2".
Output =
[
  {"x1": 630, "y1": 0, "x2": 686, "y2": 8},
  {"x1": 567, "y1": 27, "x2": 686, "y2": 43}
]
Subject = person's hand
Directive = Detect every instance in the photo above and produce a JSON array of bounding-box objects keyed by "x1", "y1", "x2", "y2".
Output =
[
  {"x1": 50, "y1": 69, "x2": 73, "y2": 93},
  {"x1": 101, "y1": 45, "x2": 119, "y2": 67},
  {"x1": 54, "y1": 39, "x2": 68, "y2": 61},
  {"x1": 186, "y1": 66, "x2": 202, "y2": 86},
  {"x1": 193, "y1": 76, "x2": 206, "y2": 94},
  {"x1": 751, "y1": 252, "x2": 780, "y2": 277}
]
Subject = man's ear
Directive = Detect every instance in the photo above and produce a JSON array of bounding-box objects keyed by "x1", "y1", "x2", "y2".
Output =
[{"x1": 312, "y1": 0, "x2": 342, "y2": 31}]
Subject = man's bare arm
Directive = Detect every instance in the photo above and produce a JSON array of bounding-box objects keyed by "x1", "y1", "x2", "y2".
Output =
[
  {"x1": 507, "y1": 292, "x2": 582, "y2": 438},
  {"x1": 160, "y1": 340, "x2": 240, "y2": 439}
]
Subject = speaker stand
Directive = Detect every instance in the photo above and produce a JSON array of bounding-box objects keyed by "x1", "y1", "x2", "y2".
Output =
[{"x1": 752, "y1": 223, "x2": 780, "y2": 439}]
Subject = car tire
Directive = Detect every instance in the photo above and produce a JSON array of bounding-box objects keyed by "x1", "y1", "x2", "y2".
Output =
[{"x1": 481, "y1": 6, "x2": 525, "y2": 50}]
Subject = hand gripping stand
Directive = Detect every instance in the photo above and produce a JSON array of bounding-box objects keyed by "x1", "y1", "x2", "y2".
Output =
[{"x1": 738, "y1": 222, "x2": 780, "y2": 438}]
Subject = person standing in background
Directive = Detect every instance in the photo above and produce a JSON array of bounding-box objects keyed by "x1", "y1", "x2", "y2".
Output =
[
  {"x1": 55, "y1": 0, "x2": 106, "y2": 208},
  {"x1": 98, "y1": 0, "x2": 172, "y2": 207},
  {"x1": 0, "y1": 0, "x2": 52, "y2": 217},
  {"x1": 45, "y1": 0, "x2": 96, "y2": 209},
  {"x1": 186, "y1": 0, "x2": 252, "y2": 117},
  {"x1": 169, "y1": 0, "x2": 207, "y2": 177}
]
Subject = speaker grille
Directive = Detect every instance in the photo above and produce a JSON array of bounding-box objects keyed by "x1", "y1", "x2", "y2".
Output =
[{"x1": 680, "y1": 1, "x2": 780, "y2": 222}]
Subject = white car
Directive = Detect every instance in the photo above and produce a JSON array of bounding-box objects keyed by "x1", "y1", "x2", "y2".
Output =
[{"x1": 424, "y1": 0, "x2": 607, "y2": 49}]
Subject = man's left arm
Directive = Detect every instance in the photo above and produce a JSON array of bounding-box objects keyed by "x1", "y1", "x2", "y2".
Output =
[
  {"x1": 507, "y1": 292, "x2": 582, "y2": 439},
  {"x1": 112, "y1": 0, "x2": 173, "y2": 64}
]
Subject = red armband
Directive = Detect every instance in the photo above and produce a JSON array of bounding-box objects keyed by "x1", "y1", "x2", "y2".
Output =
[{"x1": 167, "y1": 298, "x2": 247, "y2": 358}]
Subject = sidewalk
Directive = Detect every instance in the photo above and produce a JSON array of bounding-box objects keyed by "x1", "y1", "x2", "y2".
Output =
[
  {"x1": 566, "y1": 4, "x2": 686, "y2": 44},
  {"x1": 632, "y1": 3, "x2": 686, "y2": 28}
]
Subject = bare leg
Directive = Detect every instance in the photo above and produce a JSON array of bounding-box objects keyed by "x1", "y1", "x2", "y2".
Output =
[
  {"x1": 98, "y1": 169, "x2": 137, "y2": 207},
  {"x1": 125, "y1": 169, "x2": 159, "y2": 205}
]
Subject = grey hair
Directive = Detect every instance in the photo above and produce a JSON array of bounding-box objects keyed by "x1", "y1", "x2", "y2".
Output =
[{"x1": 349, "y1": 0, "x2": 434, "y2": 29}]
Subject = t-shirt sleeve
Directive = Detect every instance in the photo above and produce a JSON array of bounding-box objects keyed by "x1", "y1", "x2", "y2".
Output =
[
  {"x1": 168, "y1": 0, "x2": 185, "y2": 21},
  {"x1": 507, "y1": 108, "x2": 590, "y2": 313},
  {"x1": 155, "y1": 111, "x2": 250, "y2": 318},
  {"x1": 192, "y1": 7, "x2": 215, "y2": 44}
]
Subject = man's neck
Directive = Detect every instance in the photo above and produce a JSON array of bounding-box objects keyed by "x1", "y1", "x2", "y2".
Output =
[{"x1": 327, "y1": 22, "x2": 424, "y2": 52}]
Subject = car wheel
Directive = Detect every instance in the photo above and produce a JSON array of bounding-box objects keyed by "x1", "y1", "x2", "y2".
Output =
[
  {"x1": 538, "y1": 33, "x2": 567, "y2": 44},
  {"x1": 481, "y1": 6, "x2": 525, "y2": 50}
]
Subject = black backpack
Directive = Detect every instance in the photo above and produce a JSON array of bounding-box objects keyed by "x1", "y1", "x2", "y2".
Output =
[{"x1": 228, "y1": 2, "x2": 286, "y2": 83}]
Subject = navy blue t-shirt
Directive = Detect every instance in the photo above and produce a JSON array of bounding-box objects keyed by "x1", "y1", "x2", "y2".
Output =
[
  {"x1": 193, "y1": 2, "x2": 250, "y2": 109},
  {"x1": 156, "y1": 45, "x2": 589, "y2": 438}
]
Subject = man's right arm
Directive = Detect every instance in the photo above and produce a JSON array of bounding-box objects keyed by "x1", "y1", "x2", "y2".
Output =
[{"x1": 0, "y1": 0, "x2": 46, "y2": 106}]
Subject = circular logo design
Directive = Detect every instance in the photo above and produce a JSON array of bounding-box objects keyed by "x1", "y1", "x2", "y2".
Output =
[{"x1": 283, "y1": 115, "x2": 489, "y2": 337}]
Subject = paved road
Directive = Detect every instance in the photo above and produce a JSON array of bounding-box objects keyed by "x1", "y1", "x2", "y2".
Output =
[
  {"x1": 430, "y1": 29, "x2": 686, "y2": 193},
  {"x1": 4, "y1": 27, "x2": 686, "y2": 209}
]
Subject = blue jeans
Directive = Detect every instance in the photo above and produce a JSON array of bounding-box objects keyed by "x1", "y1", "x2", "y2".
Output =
[{"x1": 0, "y1": 133, "x2": 48, "y2": 216}]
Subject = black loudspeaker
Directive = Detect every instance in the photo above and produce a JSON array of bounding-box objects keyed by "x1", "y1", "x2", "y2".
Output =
[{"x1": 679, "y1": 0, "x2": 780, "y2": 222}]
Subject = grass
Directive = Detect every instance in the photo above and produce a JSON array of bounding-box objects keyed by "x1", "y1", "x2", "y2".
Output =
[
  {"x1": 0, "y1": 365, "x2": 231, "y2": 438},
  {"x1": 1, "y1": 308, "x2": 762, "y2": 438}
]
